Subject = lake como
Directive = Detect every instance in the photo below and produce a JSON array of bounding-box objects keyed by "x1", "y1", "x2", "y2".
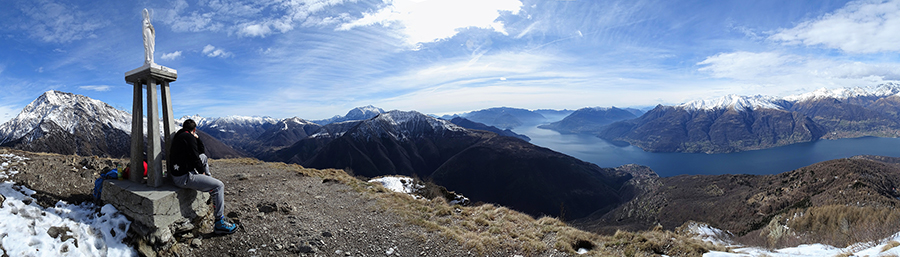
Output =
[{"x1": 514, "y1": 125, "x2": 900, "y2": 177}]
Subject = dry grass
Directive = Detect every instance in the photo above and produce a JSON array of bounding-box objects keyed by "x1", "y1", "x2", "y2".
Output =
[
  {"x1": 781, "y1": 205, "x2": 900, "y2": 248},
  {"x1": 883, "y1": 240, "x2": 900, "y2": 252},
  {"x1": 278, "y1": 165, "x2": 728, "y2": 256}
]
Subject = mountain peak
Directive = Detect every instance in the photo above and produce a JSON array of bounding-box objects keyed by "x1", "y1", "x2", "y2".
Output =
[
  {"x1": 0, "y1": 91, "x2": 132, "y2": 156},
  {"x1": 679, "y1": 94, "x2": 784, "y2": 112},
  {"x1": 784, "y1": 83, "x2": 900, "y2": 102},
  {"x1": 312, "y1": 105, "x2": 386, "y2": 125},
  {"x1": 351, "y1": 110, "x2": 464, "y2": 140}
]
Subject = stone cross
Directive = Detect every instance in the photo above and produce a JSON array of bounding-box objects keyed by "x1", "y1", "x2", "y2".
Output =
[{"x1": 126, "y1": 8, "x2": 178, "y2": 187}]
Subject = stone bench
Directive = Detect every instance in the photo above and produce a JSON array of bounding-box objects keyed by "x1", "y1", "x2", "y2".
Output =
[{"x1": 101, "y1": 179, "x2": 209, "y2": 243}]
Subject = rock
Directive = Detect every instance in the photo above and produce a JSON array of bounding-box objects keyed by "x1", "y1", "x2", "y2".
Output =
[
  {"x1": 257, "y1": 202, "x2": 278, "y2": 213},
  {"x1": 297, "y1": 245, "x2": 314, "y2": 253},
  {"x1": 47, "y1": 226, "x2": 72, "y2": 240},
  {"x1": 279, "y1": 204, "x2": 294, "y2": 214},
  {"x1": 275, "y1": 244, "x2": 283, "y2": 250},
  {"x1": 138, "y1": 239, "x2": 157, "y2": 257},
  {"x1": 190, "y1": 238, "x2": 202, "y2": 248},
  {"x1": 0, "y1": 193, "x2": 5, "y2": 205},
  {"x1": 234, "y1": 174, "x2": 249, "y2": 180},
  {"x1": 22, "y1": 197, "x2": 33, "y2": 205},
  {"x1": 172, "y1": 220, "x2": 195, "y2": 233},
  {"x1": 321, "y1": 231, "x2": 333, "y2": 238}
]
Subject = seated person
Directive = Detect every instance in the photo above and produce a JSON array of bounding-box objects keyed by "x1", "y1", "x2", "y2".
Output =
[{"x1": 169, "y1": 119, "x2": 237, "y2": 234}]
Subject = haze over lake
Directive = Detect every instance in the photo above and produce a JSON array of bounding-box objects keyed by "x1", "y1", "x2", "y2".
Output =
[{"x1": 515, "y1": 124, "x2": 900, "y2": 177}]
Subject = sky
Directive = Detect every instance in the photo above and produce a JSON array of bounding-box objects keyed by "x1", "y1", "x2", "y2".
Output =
[{"x1": 1, "y1": 0, "x2": 899, "y2": 121}]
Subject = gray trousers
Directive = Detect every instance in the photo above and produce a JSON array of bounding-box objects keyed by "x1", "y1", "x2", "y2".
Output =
[{"x1": 172, "y1": 154, "x2": 225, "y2": 219}]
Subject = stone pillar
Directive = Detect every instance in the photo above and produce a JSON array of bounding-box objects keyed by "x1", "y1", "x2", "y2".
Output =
[
  {"x1": 126, "y1": 64, "x2": 178, "y2": 187},
  {"x1": 130, "y1": 81, "x2": 144, "y2": 183},
  {"x1": 160, "y1": 81, "x2": 176, "y2": 175},
  {"x1": 146, "y1": 79, "x2": 163, "y2": 187}
]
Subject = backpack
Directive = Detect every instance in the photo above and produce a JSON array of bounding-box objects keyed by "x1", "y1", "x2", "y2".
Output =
[{"x1": 92, "y1": 170, "x2": 120, "y2": 202}]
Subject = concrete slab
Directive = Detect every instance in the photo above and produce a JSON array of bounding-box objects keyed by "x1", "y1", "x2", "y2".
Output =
[{"x1": 101, "y1": 179, "x2": 209, "y2": 237}]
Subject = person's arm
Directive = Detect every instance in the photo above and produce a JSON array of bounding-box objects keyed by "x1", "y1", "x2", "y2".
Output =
[{"x1": 186, "y1": 132, "x2": 204, "y2": 171}]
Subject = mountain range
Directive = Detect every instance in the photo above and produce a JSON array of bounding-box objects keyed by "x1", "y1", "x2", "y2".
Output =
[
  {"x1": 0, "y1": 91, "x2": 617, "y2": 219},
  {"x1": 538, "y1": 107, "x2": 640, "y2": 134},
  {"x1": 594, "y1": 83, "x2": 900, "y2": 153},
  {"x1": 0, "y1": 91, "x2": 132, "y2": 157},
  {"x1": 6, "y1": 85, "x2": 900, "y2": 223}
]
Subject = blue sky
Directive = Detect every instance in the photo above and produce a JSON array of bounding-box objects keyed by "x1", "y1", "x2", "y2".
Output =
[{"x1": 2, "y1": 0, "x2": 899, "y2": 121}]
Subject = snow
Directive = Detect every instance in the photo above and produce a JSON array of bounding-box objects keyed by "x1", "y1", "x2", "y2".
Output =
[
  {"x1": 676, "y1": 82, "x2": 900, "y2": 113},
  {"x1": 0, "y1": 91, "x2": 132, "y2": 145},
  {"x1": 784, "y1": 82, "x2": 900, "y2": 102},
  {"x1": 0, "y1": 153, "x2": 136, "y2": 257},
  {"x1": 679, "y1": 94, "x2": 784, "y2": 112},
  {"x1": 369, "y1": 176, "x2": 421, "y2": 194},
  {"x1": 697, "y1": 223, "x2": 900, "y2": 257}
]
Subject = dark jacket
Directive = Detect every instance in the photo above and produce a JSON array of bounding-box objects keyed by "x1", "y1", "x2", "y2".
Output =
[{"x1": 169, "y1": 128, "x2": 205, "y2": 176}]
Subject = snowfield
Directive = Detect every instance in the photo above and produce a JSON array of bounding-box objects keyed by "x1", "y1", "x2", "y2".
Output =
[
  {"x1": 693, "y1": 223, "x2": 900, "y2": 257},
  {"x1": 0, "y1": 153, "x2": 135, "y2": 257}
]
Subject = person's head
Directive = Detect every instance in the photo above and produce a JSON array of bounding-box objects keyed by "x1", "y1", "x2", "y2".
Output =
[{"x1": 182, "y1": 119, "x2": 197, "y2": 132}]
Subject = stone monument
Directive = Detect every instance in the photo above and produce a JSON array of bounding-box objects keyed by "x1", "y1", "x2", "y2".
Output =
[
  {"x1": 102, "y1": 9, "x2": 209, "y2": 247},
  {"x1": 125, "y1": 8, "x2": 176, "y2": 187}
]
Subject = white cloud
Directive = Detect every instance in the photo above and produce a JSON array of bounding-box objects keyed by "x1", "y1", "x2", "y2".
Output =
[
  {"x1": 16, "y1": 0, "x2": 105, "y2": 43},
  {"x1": 769, "y1": 0, "x2": 900, "y2": 53},
  {"x1": 160, "y1": 51, "x2": 183, "y2": 60},
  {"x1": 201, "y1": 45, "x2": 232, "y2": 58},
  {"x1": 157, "y1": 0, "x2": 351, "y2": 37},
  {"x1": 697, "y1": 51, "x2": 900, "y2": 92},
  {"x1": 697, "y1": 51, "x2": 801, "y2": 80},
  {"x1": 79, "y1": 85, "x2": 112, "y2": 92},
  {"x1": 338, "y1": 0, "x2": 523, "y2": 47}
]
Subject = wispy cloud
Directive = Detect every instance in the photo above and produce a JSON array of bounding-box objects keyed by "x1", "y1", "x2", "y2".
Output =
[
  {"x1": 697, "y1": 51, "x2": 900, "y2": 92},
  {"x1": 0, "y1": 104, "x2": 20, "y2": 124},
  {"x1": 79, "y1": 85, "x2": 112, "y2": 92},
  {"x1": 160, "y1": 51, "x2": 183, "y2": 60},
  {"x1": 14, "y1": 0, "x2": 106, "y2": 43},
  {"x1": 155, "y1": 0, "x2": 353, "y2": 37},
  {"x1": 769, "y1": 0, "x2": 900, "y2": 53},
  {"x1": 202, "y1": 45, "x2": 232, "y2": 58},
  {"x1": 338, "y1": 0, "x2": 523, "y2": 47}
]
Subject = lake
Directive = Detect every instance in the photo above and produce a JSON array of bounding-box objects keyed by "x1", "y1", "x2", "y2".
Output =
[{"x1": 513, "y1": 125, "x2": 900, "y2": 177}]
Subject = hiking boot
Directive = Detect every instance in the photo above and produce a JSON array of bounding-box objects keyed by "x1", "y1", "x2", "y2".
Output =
[{"x1": 214, "y1": 218, "x2": 237, "y2": 234}]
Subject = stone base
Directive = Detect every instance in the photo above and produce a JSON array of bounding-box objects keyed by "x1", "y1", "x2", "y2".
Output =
[{"x1": 101, "y1": 179, "x2": 209, "y2": 243}]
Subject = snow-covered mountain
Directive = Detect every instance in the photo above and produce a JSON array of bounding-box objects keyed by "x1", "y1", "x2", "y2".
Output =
[
  {"x1": 0, "y1": 91, "x2": 132, "y2": 157},
  {"x1": 679, "y1": 94, "x2": 786, "y2": 111},
  {"x1": 600, "y1": 83, "x2": 900, "y2": 153},
  {"x1": 311, "y1": 105, "x2": 385, "y2": 125},
  {"x1": 349, "y1": 110, "x2": 465, "y2": 141},
  {"x1": 784, "y1": 82, "x2": 900, "y2": 102},
  {"x1": 679, "y1": 82, "x2": 900, "y2": 112},
  {"x1": 0, "y1": 91, "x2": 130, "y2": 145}
]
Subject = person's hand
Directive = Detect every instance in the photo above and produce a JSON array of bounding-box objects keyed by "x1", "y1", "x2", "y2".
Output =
[{"x1": 192, "y1": 130, "x2": 199, "y2": 138}]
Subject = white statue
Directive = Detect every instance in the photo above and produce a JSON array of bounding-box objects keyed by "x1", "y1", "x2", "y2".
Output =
[{"x1": 142, "y1": 9, "x2": 155, "y2": 65}]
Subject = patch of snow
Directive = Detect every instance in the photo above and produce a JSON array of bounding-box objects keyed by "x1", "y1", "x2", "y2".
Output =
[
  {"x1": 369, "y1": 176, "x2": 422, "y2": 194},
  {"x1": 0, "y1": 153, "x2": 135, "y2": 256},
  {"x1": 576, "y1": 248, "x2": 589, "y2": 254},
  {"x1": 700, "y1": 224, "x2": 900, "y2": 257}
]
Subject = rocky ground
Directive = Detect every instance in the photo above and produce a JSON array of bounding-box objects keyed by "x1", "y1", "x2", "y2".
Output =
[
  {"x1": 3, "y1": 147, "x2": 728, "y2": 257},
  {"x1": 0, "y1": 148, "x2": 560, "y2": 256}
]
